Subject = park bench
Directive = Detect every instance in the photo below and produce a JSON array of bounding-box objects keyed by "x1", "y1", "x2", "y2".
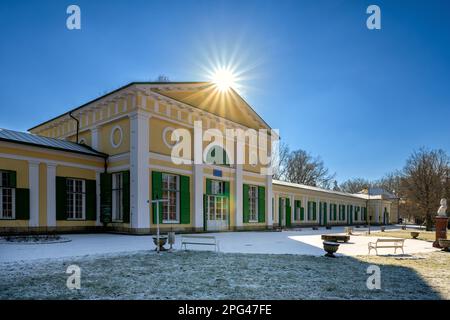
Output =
[
  {"x1": 368, "y1": 238, "x2": 405, "y2": 255},
  {"x1": 321, "y1": 234, "x2": 350, "y2": 243},
  {"x1": 181, "y1": 235, "x2": 220, "y2": 252}
]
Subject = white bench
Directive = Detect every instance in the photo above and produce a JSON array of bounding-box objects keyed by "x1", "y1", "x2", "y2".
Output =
[
  {"x1": 181, "y1": 235, "x2": 220, "y2": 252},
  {"x1": 368, "y1": 238, "x2": 405, "y2": 255}
]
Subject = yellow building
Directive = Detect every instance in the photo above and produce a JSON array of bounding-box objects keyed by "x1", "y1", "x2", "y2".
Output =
[{"x1": 0, "y1": 82, "x2": 398, "y2": 234}]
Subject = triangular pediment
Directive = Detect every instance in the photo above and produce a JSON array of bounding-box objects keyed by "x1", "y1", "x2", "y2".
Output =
[{"x1": 151, "y1": 84, "x2": 270, "y2": 130}]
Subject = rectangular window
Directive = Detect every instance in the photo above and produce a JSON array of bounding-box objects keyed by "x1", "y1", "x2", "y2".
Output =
[
  {"x1": 211, "y1": 180, "x2": 224, "y2": 195},
  {"x1": 112, "y1": 172, "x2": 123, "y2": 221},
  {"x1": 162, "y1": 173, "x2": 179, "y2": 223},
  {"x1": 295, "y1": 205, "x2": 301, "y2": 221},
  {"x1": 248, "y1": 185, "x2": 258, "y2": 222},
  {"x1": 0, "y1": 171, "x2": 15, "y2": 219},
  {"x1": 66, "y1": 178, "x2": 85, "y2": 220}
]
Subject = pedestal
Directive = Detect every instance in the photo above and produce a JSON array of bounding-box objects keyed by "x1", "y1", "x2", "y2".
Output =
[{"x1": 433, "y1": 216, "x2": 449, "y2": 248}]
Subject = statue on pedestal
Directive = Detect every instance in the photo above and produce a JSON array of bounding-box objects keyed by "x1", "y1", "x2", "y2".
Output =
[{"x1": 437, "y1": 198, "x2": 447, "y2": 217}]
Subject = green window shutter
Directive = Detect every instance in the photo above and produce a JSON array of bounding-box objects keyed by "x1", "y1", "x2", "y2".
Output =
[
  {"x1": 85, "y1": 179, "x2": 97, "y2": 221},
  {"x1": 100, "y1": 173, "x2": 112, "y2": 223},
  {"x1": 300, "y1": 207, "x2": 304, "y2": 221},
  {"x1": 334, "y1": 204, "x2": 337, "y2": 221},
  {"x1": 224, "y1": 181, "x2": 230, "y2": 225},
  {"x1": 286, "y1": 198, "x2": 291, "y2": 227},
  {"x1": 9, "y1": 171, "x2": 17, "y2": 188},
  {"x1": 15, "y1": 188, "x2": 30, "y2": 220},
  {"x1": 206, "y1": 179, "x2": 212, "y2": 195},
  {"x1": 258, "y1": 186, "x2": 265, "y2": 223},
  {"x1": 312, "y1": 202, "x2": 317, "y2": 220},
  {"x1": 323, "y1": 202, "x2": 327, "y2": 225},
  {"x1": 56, "y1": 177, "x2": 67, "y2": 220},
  {"x1": 180, "y1": 175, "x2": 190, "y2": 224},
  {"x1": 243, "y1": 184, "x2": 249, "y2": 223},
  {"x1": 151, "y1": 171, "x2": 163, "y2": 224},
  {"x1": 122, "y1": 171, "x2": 130, "y2": 223},
  {"x1": 224, "y1": 181, "x2": 230, "y2": 197}
]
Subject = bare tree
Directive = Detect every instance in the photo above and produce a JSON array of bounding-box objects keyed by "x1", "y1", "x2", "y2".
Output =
[
  {"x1": 284, "y1": 149, "x2": 336, "y2": 189},
  {"x1": 339, "y1": 178, "x2": 372, "y2": 194},
  {"x1": 373, "y1": 171, "x2": 403, "y2": 196},
  {"x1": 402, "y1": 148, "x2": 450, "y2": 230},
  {"x1": 156, "y1": 75, "x2": 170, "y2": 82},
  {"x1": 272, "y1": 141, "x2": 289, "y2": 180}
]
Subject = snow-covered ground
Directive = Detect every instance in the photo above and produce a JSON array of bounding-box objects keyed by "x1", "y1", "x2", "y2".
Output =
[{"x1": 0, "y1": 225, "x2": 438, "y2": 262}]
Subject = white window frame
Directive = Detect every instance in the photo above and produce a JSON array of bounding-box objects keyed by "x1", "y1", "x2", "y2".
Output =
[
  {"x1": 112, "y1": 172, "x2": 124, "y2": 222},
  {"x1": 211, "y1": 180, "x2": 224, "y2": 195},
  {"x1": 0, "y1": 171, "x2": 15, "y2": 220},
  {"x1": 295, "y1": 205, "x2": 301, "y2": 221},
  {"x1": 162, "y1": 173, "x2": 180, "y2": 223},
  {"x1": 66, "y1": 178, "x2": 86, "y2": 220},
  {"x1": 248, "y1": 185, "x2": 258, "y2": 223}
]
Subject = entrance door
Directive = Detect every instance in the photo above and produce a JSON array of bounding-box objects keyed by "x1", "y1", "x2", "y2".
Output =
[{"x1": 206, "y1": 195, "x2": 229, "y2": 231}]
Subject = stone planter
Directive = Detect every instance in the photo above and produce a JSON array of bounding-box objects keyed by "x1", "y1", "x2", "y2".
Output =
[
  {"x1": 410, "y1": 231, "x2": 420, "y2": 239},
  {"x1": 323, "y1": 241, "x2": 340, "y2": 258},
  {"x1": 380, "y1": 226, "x2": 386, "y2": 232},
  {"x1": 325, "y1": 226, "x2": 332, "y2": 230},
  {"x1": 438, "y1": 239, "x2": 450, "y2": 252},
  {"x1": 152, "y1": 236, "x2": 168, "y2": 251}
]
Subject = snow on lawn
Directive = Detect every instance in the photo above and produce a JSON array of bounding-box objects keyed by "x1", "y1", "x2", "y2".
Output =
[
  {"x1": 0, "y1": 250, "x2": 448, "y2": 300},
  {"x1": 0, "y1": 226, "x2": 437, "y2": 263}
]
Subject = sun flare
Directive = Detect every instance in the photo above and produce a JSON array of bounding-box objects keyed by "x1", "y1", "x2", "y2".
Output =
[{"x1": 211, "y1": 67, "x2": 237, "y2": 92}]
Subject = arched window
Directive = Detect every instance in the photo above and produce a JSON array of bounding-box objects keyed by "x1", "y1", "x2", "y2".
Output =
[{"x1": 205, "y1": 145, "x2": 230, "y2": 166}]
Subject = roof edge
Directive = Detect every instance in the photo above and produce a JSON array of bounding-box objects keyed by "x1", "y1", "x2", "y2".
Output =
[{"x1": 28, "y1": 81, "x2": 212, "y2": 132}]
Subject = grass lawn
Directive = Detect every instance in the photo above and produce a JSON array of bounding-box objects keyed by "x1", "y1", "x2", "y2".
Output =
[
  {"x1": 367, "y1": 229, "x2": 444, "y2": 242},
  {"x1": 1, "y1": 250, "x2": 449, "y2": 300}
]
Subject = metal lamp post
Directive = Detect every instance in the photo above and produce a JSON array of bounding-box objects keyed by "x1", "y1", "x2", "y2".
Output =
[{"x1": 151, "y1": 197, "x2": 168, "y2": 254}]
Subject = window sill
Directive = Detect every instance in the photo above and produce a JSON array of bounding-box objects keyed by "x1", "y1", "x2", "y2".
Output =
[
  {"x1": 0, "y1": 217, "x2": 15, "y2": 220},
  {"x1": 112, "y1": 220, "x2": 124, "y2": 223},
  {"x1": 66, "y1": 218, "x2": 86, "y2": 221},
  {"x1": 162, "y1": 220, "x2": 180, "y2": 224},
  {"x1": 248, "y1": 220, "x2": 259, "y2": 223}
]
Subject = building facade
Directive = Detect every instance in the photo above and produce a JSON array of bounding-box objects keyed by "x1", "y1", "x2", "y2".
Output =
[{"x1": 0, "y1": 82, "x2": 398, "y2": 234}]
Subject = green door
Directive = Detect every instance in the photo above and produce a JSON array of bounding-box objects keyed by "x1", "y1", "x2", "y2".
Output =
[{"x1": 286, "y1": 198, "x2": 291, "y2": 227}]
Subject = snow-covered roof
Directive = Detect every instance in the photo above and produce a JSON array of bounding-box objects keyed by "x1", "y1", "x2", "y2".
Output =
[{"x1": 273, "y1": 180, "x2": 371, "y2": 200}]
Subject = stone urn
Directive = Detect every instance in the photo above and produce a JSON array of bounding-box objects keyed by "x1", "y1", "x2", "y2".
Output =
[
  {"x1": 152, "y1": 235, "x2": 168, "y2": 251},
  {"x1": 410, "y1": 231, "x2": 420, "y2": 239},
  {"x1": 380, "y1": 226, "x2": 386, "y2": 232},
  {"x1": 438, "y1": 239, "x2": 450, "y2": 252},
  {"x1": 323, "y1": 241, "x2": 340, "y2": 258}
]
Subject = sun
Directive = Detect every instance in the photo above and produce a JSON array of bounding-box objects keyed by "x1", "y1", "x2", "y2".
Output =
[{"x1": 211, "y1": 67, "x2": 237, "y2": 92}]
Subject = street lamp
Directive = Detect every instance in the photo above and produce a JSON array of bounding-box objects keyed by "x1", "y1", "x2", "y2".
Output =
[{"x1": 151, "y1": 197, "x2": 168, "y2": 253}]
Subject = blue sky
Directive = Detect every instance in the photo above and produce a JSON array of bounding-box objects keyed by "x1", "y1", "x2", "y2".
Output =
[{"x1": 1, "y1": 0, "x2": 449, "y2": 183}]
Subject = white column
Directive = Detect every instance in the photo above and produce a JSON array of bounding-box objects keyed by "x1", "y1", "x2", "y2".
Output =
[
  {"x1": 46, "y1": 163, "x2": 57, "y2": 227},
  {"x1": 290, "y1": 194, "x2": 294, "y2": 224},
  {"x1": 129, "y1": 110, "x2": 150, "y2": 230},
  {"x1": 235, "y1": 136, "x2": 244, "y2": 228},
  {"x1": 316, "y1": 198, "x2": 320, "y2": 224},
  {"x1": 266, "y1": 174, "x2": 273, "y2": 227},
  {"x1": 328, "y1": 202, "x2": 332, "y2": 223},
  {"x1": 303, "y1": 196, "x2": 308, "y2": 222},
  {"x1": 375, "y1": 202, "x2": 380, "y2": 224},
  {"x1": 91, "y1": 127, "x2": 100, "y2": 150},
  {"x1": 95, "y1": 171, "x2": 101, "y2": 226},
  {"x1": 193, "y1": 120, "x2": 204, "y2": 230},
  {"x1": 28, "y1": 161, "x2": 40, "y2": 227}
]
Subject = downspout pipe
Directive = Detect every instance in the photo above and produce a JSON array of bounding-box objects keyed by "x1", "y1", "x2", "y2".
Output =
[{"x1": 69, "y1": 112, "x2": 80, "y2": 144}]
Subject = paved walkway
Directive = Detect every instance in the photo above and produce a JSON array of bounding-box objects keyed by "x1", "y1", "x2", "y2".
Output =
[{"x1": 0, "y1": 226, "x2": 438, "y2": 262}]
